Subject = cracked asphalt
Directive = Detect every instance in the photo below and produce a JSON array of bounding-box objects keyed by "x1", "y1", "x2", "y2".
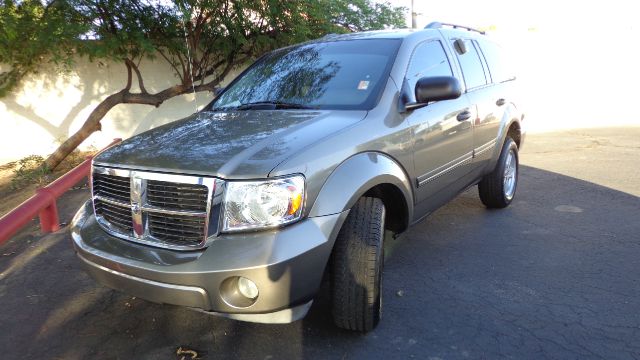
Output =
[{"x1": 1, "y1": 126, "x2": 639, "y2": 359}]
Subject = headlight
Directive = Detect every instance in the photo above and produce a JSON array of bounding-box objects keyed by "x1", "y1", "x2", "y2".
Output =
[{"x1": 222, "y1": 175, "x2": 305, "y2": 232}]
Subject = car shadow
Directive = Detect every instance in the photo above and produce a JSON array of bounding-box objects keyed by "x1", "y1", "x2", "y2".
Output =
[{"x1": 1, "y1": 165, "x2": 639, "y2": 359}]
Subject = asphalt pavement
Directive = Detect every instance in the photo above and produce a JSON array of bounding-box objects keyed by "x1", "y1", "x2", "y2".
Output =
[{"x1": 1, "y1": 126, "x2": 639, "y2": 360}]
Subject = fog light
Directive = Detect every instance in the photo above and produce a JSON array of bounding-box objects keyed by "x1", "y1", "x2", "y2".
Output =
[
  {"x1": 237, "y1": 277, "x2": 259, "y2": 300},
  {"x1": 220, "y1": 276, "x2": 260, "y2": 308}
]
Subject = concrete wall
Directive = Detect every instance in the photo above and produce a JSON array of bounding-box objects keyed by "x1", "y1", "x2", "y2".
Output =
[{"x1": 0, "y1": 57, "x2": 243, "y2": 164}]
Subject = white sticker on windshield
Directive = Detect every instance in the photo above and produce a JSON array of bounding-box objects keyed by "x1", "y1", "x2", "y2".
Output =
[{"x1": 357, "y1": 80, "x2": 370, "y2": 90}]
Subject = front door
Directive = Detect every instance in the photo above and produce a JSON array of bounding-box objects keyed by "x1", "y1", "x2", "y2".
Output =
[{"x1": 404, "y1": 39, "x2": 475, "y2": 205}]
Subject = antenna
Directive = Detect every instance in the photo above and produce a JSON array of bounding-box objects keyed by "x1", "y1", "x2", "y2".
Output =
[{"x1": 178, "y1": 3, "x2": 199, "y2": 114}]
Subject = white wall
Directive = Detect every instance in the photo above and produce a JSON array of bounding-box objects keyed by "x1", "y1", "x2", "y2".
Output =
[
  {"x1": 0, "y1": 57, "x2": 243, "y2": 164},
  {"x1": 3, "y1": 22, "x2": 640, "y2": 165}
]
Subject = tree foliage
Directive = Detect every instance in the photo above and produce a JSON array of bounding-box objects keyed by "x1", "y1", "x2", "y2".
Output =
[
  {"x1": 0, "y1": 0, "x2": 86, "y2": 96},
  {"x1": 314, "y1": 0, "x2": 406, "y2": 32},
  {"x1": 0, "y1": 0, "x2": 407, "y2": 169}
]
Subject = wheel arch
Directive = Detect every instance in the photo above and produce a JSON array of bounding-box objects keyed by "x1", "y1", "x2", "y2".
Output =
[
  {"x1": 308, "y1": 151, "x2": 413, "y2": 234},
  {"x1": 487, "y1": 105, "x2": 523, "y2": 169},
  {"x1": 498, "y1": 104, "x2": 523, "y2": 148},
  {"x1": 506, "y1": 120, "x2": 522, "y2": 148}
]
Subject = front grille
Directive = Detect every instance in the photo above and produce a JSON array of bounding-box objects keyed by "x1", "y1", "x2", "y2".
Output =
[
  {"x1": 91, "y1": 167, "x2": 219, "y2": 250},
  {"x1": 93, "y1": 173, "x2": 130, "y2": 203},
  {"x1": 148, "y1": 213, "x2": 206, "y2": 246},
  {"x1": 147, "y1": 180, "x2": 208, "y2": 212},
  {"x1": 94, "y1": 198, "x2": 133, "y2": 233}
]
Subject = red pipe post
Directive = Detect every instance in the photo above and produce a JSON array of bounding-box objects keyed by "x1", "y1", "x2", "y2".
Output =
[
  {"x1": 0, "y1": 138, "x2": 121, "y2": 245},
  {"x1": 36, "y1": 188, "x2": 61, "y2": 233}
]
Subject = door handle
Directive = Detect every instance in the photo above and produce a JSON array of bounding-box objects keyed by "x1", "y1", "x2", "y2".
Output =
[
  {"x1": 496, "y1": 98, "x2": 506, "y2": 106},
  {"x1": 457, "y1": 110, "x2": 472, "y2": 122}
]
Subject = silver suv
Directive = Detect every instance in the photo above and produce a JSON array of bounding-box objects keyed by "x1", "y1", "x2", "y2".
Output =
[{"x1": 71, "y1": 22, "x2": 525, "y2": 332}]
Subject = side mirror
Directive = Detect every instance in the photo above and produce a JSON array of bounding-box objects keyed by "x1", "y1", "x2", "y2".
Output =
[{"x1": 405, "y1": 76, "x2": 462, "y2": 111}]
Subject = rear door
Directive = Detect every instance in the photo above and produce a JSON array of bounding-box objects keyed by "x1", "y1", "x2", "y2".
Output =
[
  {"x1": 448, "y1": 38, "x2": 497, "y2": 168},
  {"x1": 474, "y1": 38, "x2": 515, "y2": 166},
  {"x1": 404, "y1": 39, "x2": 475, "y2": 204}
]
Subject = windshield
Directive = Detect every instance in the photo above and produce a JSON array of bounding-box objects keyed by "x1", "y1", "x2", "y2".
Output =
[{"x1": 209, "y1": 39, "x2": 401, "y2": 111}]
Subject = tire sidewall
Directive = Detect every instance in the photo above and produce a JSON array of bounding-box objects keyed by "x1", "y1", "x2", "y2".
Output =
[
  {"x1": 331, "y1": 197, "x2": 386, "y2": 332},
  {"x1": 373, "y1": 234, "x2": 384, "y2": 324},
  {"x1": 497, "y1": 138, "x2": 519, "y2": 205}
]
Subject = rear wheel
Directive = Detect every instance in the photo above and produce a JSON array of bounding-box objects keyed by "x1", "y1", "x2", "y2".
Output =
[
  {"x1": 478, "y1": 137, "x2": 519, "y2": 208},
  {"x1": 331, "y1": 197, "x2": 385, "y2": 332}
]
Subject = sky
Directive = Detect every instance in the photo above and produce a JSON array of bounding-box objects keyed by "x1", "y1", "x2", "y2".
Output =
[
  {"x1": 389, "y1": 0, "x2": 638, "y2": 32},
  {"x1": 387, "y1": 0, "x2": 640, "y2": 130}
]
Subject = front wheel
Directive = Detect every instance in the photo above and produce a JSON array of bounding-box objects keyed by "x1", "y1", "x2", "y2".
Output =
[
  {"x1": 478, "y1": 137, "x2": 519, "y2": 208},
  {"x1": 331, "y1": 197, "x2": 385, "y2": 332}
]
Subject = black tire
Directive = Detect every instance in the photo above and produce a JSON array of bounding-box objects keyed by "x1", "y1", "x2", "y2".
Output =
[
  {"x1": 331, "y1": 197, "x2": 385, "y2": 332},
  {"x1": 478, "y1": 137, "x2": 519, "y2": 208}
]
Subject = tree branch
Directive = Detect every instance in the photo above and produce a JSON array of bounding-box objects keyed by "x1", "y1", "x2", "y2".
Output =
[
  {"x1": 123, "y1": 59, "x2": 132, "y2": 91},
  {"x1": 124, "y1": 58, "x2": 147, "y2": 94}
]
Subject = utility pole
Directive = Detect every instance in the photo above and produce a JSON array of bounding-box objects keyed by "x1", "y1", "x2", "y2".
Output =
[{"x1": 411, "y1": 0, "x2": 417, "y2": 29}]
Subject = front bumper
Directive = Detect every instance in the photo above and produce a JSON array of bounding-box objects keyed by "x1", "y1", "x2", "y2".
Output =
[{"x1": 71, "y1": 200, "x2": 348, "y2": 323}]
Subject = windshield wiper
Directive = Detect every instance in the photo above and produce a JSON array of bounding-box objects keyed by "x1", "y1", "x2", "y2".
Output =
[{"x1": 234, "y1": 101, "x2": 317, "y2": 110}]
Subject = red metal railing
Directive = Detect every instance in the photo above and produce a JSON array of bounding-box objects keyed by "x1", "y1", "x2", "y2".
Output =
[{"x1": 0, "y1": 139, "x2": 122, "y2": 245}]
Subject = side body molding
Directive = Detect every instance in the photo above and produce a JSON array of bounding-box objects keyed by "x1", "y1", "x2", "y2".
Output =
[{"x1": 308, "y1": 152, "x2": 414, "y2": 221}]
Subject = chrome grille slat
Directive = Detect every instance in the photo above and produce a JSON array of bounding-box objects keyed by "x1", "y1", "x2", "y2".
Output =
[
  {"x1": 148, "y1": 224, "x2": 204, "y2": 236},
  {"x1": 148, "y1": 216, "x2": 205, "y2": 225},
  {"x1": 93, "y1": 174, "x2": 130, "y2": 185},
  {"x1": 146, "y1": 180, "x2": 208, "y2": 212},
  {"x1": 95, "y1": 199, "x2": 131, "y2": 216},
  {"x1": 145, "y1": 198, "x2": 207, "y2": 211},
  {"x1": 94, "y1": 199, "x2": 133, "y2": 233},
  {"x1": 147, "y1": 196, "x2": 207, "y2": 204},
  {"x1": 93, "y1": 187, "x2": 130, "y2": 201},
  {"x1": 147, "y1": 193, "x2": 207, "y2": 201},
  {"x1": 100, "y1": 215, "x2": 133, "y2": 231},
  {"x1": 92, "y1": 173, "x2": 131, "y2": 203},
  {"x1": 145, "y1": 188, "x2": 207, "y2": 196},
  {"x1": 148, "y1": 212, "x2": 205, "y2": 245},
  {"x1": 94, "y1": 177, "x2": 130, "y2": 186},
  {"x1": 95, "y1": 176, "x2": 130, "y2": 188},
  {"x1": 149, "y1": 218, "x2": 205, "y2": 229},
  {"x1": 94, "y1": 187, "x2": 129, "y2": 199},
  {"x1": 91, "y1": 166, "x2": 220, "y2": 250},
  {"x1": 93, "y1": 180, "x2": 130, "y2": 190},
  {"x1": 146, "y1": 194, "x2": 206, "y2": 202}
]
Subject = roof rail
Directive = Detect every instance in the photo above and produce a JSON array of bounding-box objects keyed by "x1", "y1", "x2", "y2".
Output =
[{"x1": 425, "y1": 22, "x2": 486, "y2": 35}]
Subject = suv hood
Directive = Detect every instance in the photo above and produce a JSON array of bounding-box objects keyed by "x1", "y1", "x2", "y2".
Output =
[{"x1": 94, "y1": 110, "x2": 366, "y2": 178}]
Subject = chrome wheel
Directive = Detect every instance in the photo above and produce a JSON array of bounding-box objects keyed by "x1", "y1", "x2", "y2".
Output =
[{"x1": 503, "y1": 149, "x2": 517, "y2": 200}]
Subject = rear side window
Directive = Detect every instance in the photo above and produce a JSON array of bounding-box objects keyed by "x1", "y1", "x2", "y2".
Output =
[
  {"x1": 477, "y1": 39, "x2": 514, "y2": 83},
  {"x1": 453, "y1": 39, "x2": 487, "y2": 90},
  {"x1": 406, "y1": 40, "x2": 453, "y2": 98}
]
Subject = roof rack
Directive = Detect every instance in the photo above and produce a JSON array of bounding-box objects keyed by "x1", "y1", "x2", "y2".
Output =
[{"x1": 425, "y1": 22, "x2": 485, "y2": 35}]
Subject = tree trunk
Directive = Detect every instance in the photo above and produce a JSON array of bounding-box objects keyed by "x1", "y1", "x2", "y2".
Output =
[{"x1": 43, "y1": 91, "x2": 125, "y2": 170}]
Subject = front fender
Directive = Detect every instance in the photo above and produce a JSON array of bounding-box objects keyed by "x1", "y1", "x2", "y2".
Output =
[{"x1": 308, "y1": 152, "x2": 414, "y2": 220}]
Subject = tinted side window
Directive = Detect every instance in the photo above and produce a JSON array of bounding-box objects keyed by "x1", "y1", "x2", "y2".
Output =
[
  {"x1": 477, "y1": 39, "x2": 513, "y2": 83},
  {"x1": 406, "y1": 40, "x2": 453, "y2": 98},
  {"x1": 454, "y1": 39, "x2": 487, "y2": 90}
]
